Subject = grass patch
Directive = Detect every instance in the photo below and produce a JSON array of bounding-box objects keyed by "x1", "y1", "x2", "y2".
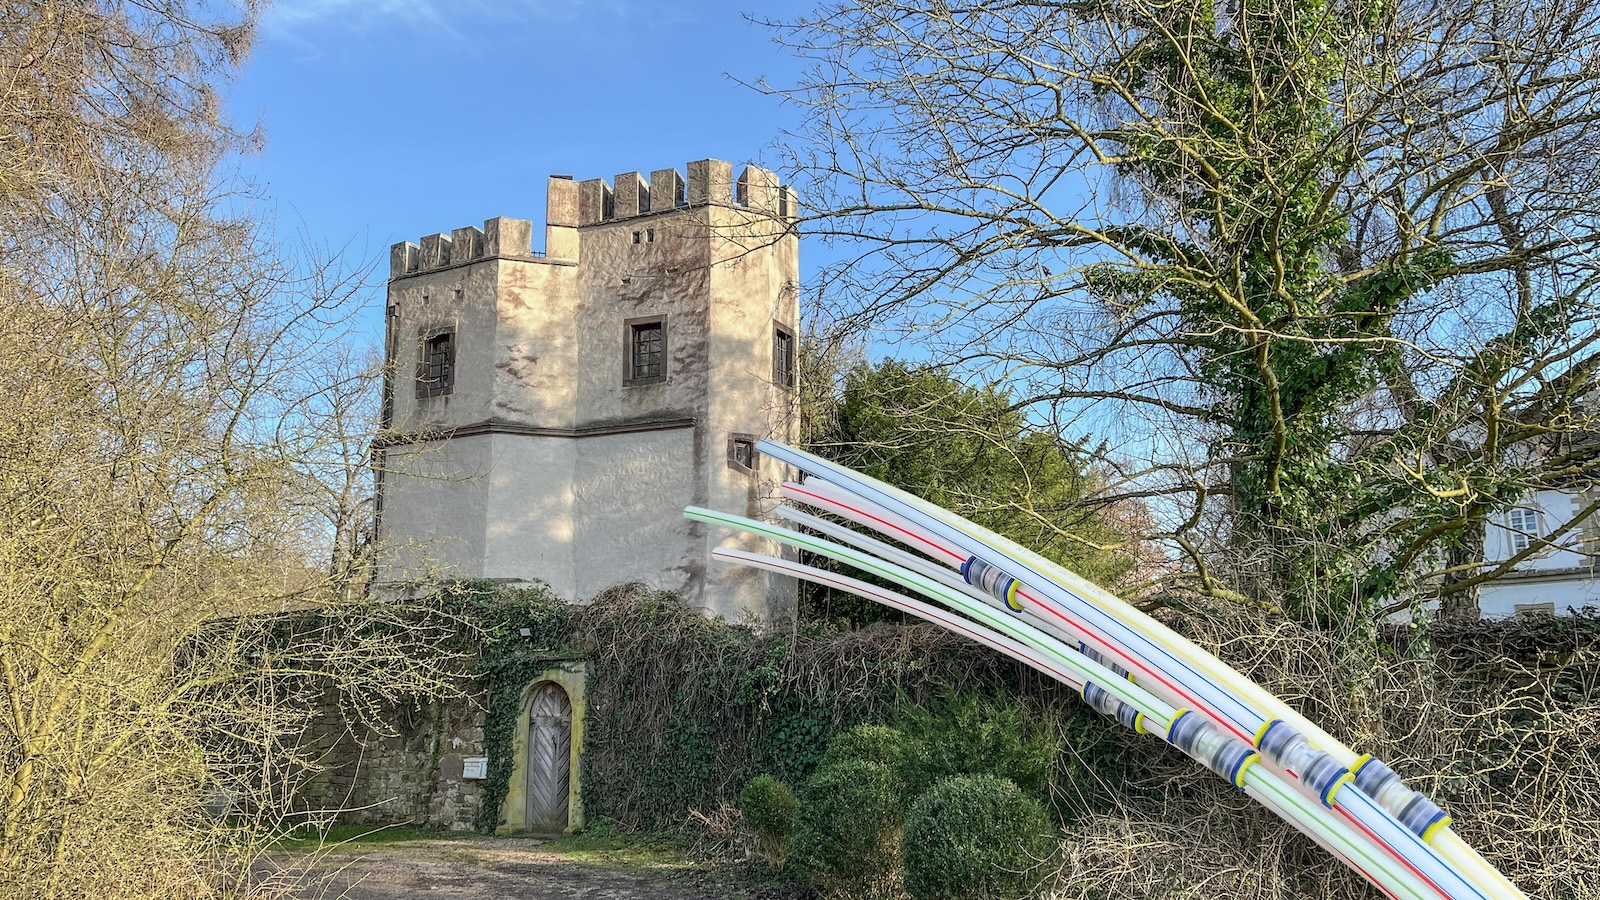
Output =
[{"x1": 540, "y1": 829, "x2": 697, "y2": 872}]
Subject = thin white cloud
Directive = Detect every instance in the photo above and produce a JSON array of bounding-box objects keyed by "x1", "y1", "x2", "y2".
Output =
[{"x1": 263, "y1": 0, "x2": 634, "y2": 38}]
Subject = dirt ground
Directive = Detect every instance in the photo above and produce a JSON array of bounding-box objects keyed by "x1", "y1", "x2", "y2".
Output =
[{"x1": 270, "y1": 835, "x2": 798, "y2": 900}]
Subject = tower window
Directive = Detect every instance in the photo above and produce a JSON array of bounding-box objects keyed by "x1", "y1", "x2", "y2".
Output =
[
  {"x1": 416, "y1": 328, "x2": 456, "y2": 398},
  {"x1": 632, "y1": 231, "x2": 642, "y2": 244},
  {"x1": 625, "y1": 316, "x2": 667, "y2": 384},
  {"x1": 729, "y1": 434, "x2": 757, "y2": 473},
  {"x1": 647, "y1": 228, "x2": 655, "y2": 243},
  {"x1": 773, "y1": 323, "x2": 796, "y2": 389}
]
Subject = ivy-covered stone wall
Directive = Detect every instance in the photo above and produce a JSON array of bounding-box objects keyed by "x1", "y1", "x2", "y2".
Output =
[
  {"x1": 299, "y1": 582, "x2": 588, "y2": 833},
  {"x1": 300, "y1": 685, "x2": 491, "y2": 832}
]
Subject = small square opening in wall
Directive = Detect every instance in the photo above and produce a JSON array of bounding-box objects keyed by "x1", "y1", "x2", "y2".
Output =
[
  {"x1": 632, "y1": 231, "x2": 642, "y2": 244},
  {"x1": 729, "y1": 435, "x2": 758, "y2": 473}
]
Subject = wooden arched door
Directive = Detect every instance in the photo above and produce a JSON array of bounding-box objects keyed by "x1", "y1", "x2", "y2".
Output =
[{"x1": 525, "y1": 682, "x2": 573, "y2": 832}]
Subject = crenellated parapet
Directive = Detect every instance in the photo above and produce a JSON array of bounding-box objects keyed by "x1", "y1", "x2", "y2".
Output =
[
  {"x1": 391, "y1": 216, "x2": 537, "y2": 279},
  {"x1": 577, "y1": 159, "x2": 795, "y2": 227},
  {"x1": 389, "y1": 159, "x2": 797, "y2": 280}
]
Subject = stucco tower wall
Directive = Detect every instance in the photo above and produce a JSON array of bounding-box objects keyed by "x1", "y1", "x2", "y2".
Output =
[
  {"x1": 378, "y1": 439, "x2": 493, "y2": 586},
  {"x1": 380, "y1": 237, "x2": 582, "y2": 589},
  {"x1": 701, "y1": 174, "x2": 800, "y2": 622},
  {"x1": 569, "y1": 428, "x2": 702, "y2": 600},
  {"x1": 480, "y1": 435, "x2": 579, "y2": 597}
]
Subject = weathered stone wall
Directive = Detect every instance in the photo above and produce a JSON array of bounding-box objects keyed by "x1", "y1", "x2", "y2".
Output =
[
  {"x1": 300, "y1": 658, "x2": 593, "y2": 834},
  {"x1": 300, "y1": 683, "x2": 490, "y2": 832}
]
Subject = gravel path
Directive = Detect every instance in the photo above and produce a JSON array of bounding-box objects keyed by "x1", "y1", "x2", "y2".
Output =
[{"x1": 271, "y1": 836, "x2": 786, "y2": 900}]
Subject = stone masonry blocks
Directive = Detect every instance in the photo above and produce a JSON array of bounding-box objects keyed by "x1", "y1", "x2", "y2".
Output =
[
  {"x1": 736, "y1": 165, "x2": 779, "y2": 212},
  {"x1": 546, "y1": 177, "x2": 579, "y2": 228},
  {"x1": 393, "y1": 161, "x2": 790, "y2": 276},
  {"x1": 451, "y1": 226, "x2": 484, "y2": 263}
]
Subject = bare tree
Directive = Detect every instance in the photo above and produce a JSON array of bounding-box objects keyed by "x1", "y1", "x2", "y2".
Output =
[
  {"x1": 765, "y1": 0, "x2": 1600, "y2": 620},
  {"x1": 0, "y1": 4, "x2": 465, "y2": 898}
]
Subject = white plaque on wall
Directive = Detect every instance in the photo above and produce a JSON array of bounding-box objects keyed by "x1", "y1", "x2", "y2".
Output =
[{"x1": 461, "y1": 756, "x2": 488, "y2": 780}]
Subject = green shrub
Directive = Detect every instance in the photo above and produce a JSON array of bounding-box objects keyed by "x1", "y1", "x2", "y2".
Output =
[
  {"x1": 739, "y1": 774, "x2": 798, "y2": 869},
  {"x1": 903, "y1": 775, "x2": 1055, "y2": 900},
  {"x1": 821, "y1": 724, "x2": 927, "y2": 790},
  {"x1": 791, "y1": 760, "x2": 905, "y2": 896},
  {"x1": 896, "y1": 694, "x2": 1055, "y2": 796}
]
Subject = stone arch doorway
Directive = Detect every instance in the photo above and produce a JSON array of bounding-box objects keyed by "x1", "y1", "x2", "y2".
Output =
[{"x1": 524, "y1": 681, "x2": 573, "y2": 833}]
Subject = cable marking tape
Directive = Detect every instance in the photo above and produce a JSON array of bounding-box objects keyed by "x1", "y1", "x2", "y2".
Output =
[
  {"x1": 1167, "y1": 707, "x2": 1260, "y2": 792},
  {"x1": 963, "y1": 556, "x2": 1025, "y2": 612}
]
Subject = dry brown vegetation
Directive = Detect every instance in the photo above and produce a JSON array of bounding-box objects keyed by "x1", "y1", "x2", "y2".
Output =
[
  {"x1": 0, "y1": 3, "x2": 465, "y2": 897},
  {"x1": 1046, "y1": 608, "x2": 1600, "y2": 898},
  {"x1": 571, "y1": 589, "x2": 1599, "y2": 898}
]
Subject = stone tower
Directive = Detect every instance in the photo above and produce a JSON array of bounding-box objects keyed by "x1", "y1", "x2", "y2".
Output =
[{"x1": 375, "y1": 159, "x2": 799, "y2": 622}]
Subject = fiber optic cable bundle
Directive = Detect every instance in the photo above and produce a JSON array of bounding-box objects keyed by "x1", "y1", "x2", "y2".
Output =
[{"x1": 683, "y1": 440, "x2": 1526, "y2": 900}]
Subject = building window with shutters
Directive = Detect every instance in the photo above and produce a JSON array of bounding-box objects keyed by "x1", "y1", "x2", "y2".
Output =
[
  {"x1": 1506, "y1": 506, "x2": 1541, "y2": 555},
  {"x1": 624, "y1": 315, "x2": 667, "y2": 384},
  {"x1": 416, "y1": 327, "x2": 455, "y2": 398},
  {"x1": 773, "y1": 322, "x2": 795, "y2": 389}
]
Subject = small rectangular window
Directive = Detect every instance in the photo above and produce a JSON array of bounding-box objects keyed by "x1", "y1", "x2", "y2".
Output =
[
  {"x1": 625, "y1": 316, "x2": 666, "y2": 384},
  {"x1": 647, "y1": 228, "x2": 655, "y2": 243},
  {"x1": 632, "y1": 231, "x2": 642, "y2": 244},
  {"x1": 729, "y1": 434, "x2": 757, "y2": 473},
  {"x1": 415, "y1": 328, "x2": 456, "y2": 398},
  {"x1": 773, "y1": 323, "x2": 796, "y2": 389}
]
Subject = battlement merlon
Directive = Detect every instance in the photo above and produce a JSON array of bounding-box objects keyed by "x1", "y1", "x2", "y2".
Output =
[
  {"x1": 546, "y1": 176, "x2": 579, "y2": 260},
  {"x1": 614, "y1": 172, "x2": 649, "y2": 219}
]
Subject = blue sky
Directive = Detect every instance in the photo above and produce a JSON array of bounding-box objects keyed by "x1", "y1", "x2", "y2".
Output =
[{"x1": 230, "y1": 0, "x2": 813, "y2": 338}]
